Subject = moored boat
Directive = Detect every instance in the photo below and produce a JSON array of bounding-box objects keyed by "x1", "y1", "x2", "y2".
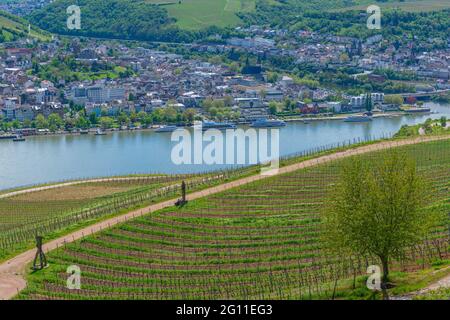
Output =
[
  {"x1": 13, "y1": 135, "x2": 26, "y2": 142},
  {"x1": 404, "y1": 107, "x2": 431, "y2": 113},
  {"x1": 95, "y1": 129, "x2": 107, "y2": 136},
  {"x1": 0, "y1": 134, "x2": 16, "y2": 140},
  {"x1": 201, "y1": 121, "x2": 237, "y2": 131},
  {"x1": 250, "y1": 118, "x2": 286, "y2": 128},
  {"x1": 344, "y1": 115, "x2": 373, "y2": 122},
  {"x1": 155, "y1": 125, "x2": 180, "y2": 133}
]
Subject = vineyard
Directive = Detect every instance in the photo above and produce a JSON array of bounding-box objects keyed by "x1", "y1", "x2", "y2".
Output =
[
  {"x1": 18, "y1": 139, "x2": 450, "y2": 300},
  {"x1": 0, "y1": 168, "x2": 257, "y2": 260}
]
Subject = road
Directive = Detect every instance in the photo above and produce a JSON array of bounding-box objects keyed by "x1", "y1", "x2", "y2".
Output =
[
  {"x1": 0, "y1": 135, "x2": 449, "y2": 300},
  {"x1": 391, "y1": 268, "x2": 450, "y2": 300}
]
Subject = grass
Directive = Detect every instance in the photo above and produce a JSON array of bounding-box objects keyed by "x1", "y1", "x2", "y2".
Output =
[
  {"x1": 0, "y1": 176, "x2": 180, "y2": 260},
  {"x1": 0, "y1": 167, "x2": 259, "y2": 263},
  {"x1": 18, "y1": 138, "x2": 450, "y2": 300},
  {"x1": 0, "y1": 11, "x2": 50, "y2": 41},
  {"x1": 338, "y1": 0, "x2": 450, "y2": 12},
  {"x1": 161, "y1": 0, "x2": 255, "y2": 30},
  {"x1": 325, "y1": 260, "x2": 450, "y2": 300}
]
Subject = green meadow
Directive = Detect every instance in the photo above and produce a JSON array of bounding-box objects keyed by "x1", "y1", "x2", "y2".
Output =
[{"x1": 159, "y1": 0, "x2": 256, "y2": 29}]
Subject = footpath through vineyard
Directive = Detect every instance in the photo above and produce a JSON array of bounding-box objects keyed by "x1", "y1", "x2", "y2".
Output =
[{"x1": 0, "y1": 135, "x2": 449, "y2": 300}]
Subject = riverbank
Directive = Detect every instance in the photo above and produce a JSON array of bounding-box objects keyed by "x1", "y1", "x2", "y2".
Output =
[
  {"x1": 282, "y1": 111, "x2": 412, "y2": 122},
  {"x1": 0, "y1": 110, "x2": 434, "y2": 139},
  {"x1": 1, "y1": 102, "x2": 449, "y2": 191}
]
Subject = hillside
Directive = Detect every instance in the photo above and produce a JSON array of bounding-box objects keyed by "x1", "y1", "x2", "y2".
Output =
[
  {"x1": 340, "y1": 0, "x2": 450, "y2": 12},
  {"x1": 27, "y1": 0, "x2": 205, "y2": 43},
  {"x1": 26, "y1": 0, "x2": 450, "y2": 43},
  {"x1": 0, "y1": 169, "x2": 255, "y2": 262},
  {"x1": 17, "y1": 138, "x2": 450, "y2": 300},
  {"x1": 163, "y1": 0, "x2": 255, "y2": 30},
  {"x1": 0, "y1": 10, "x2": 50, "y2": 42}
]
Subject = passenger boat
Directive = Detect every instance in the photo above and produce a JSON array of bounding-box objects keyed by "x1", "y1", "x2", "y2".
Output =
[
  {"x1": 250, "y1": 118, "x2": 286, "y2": 128},
  {"x1": 0, "y1": 134, "x2": 16, "y2": 140},
  {"x1": 13, "y1": 135, "x2": 26, "y2": 142},
  {"x1": 155, "y1": 125, "x2": 180, "y2": 133},
  {"x1": 95, "y1": 129, "x2": 107, "y2": 136},
  {"x1": 404, "y1": 107, "x2": 431, "y2": 114},
  {"x1": 201, "y1": 121, "x2": 237, "y2": 131},
  {"x1": 344, "y1": 115, "x2": 373, "y2": 122}
]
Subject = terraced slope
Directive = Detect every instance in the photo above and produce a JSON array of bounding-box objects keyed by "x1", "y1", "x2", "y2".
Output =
[
  {"x1": 0, "y1": 10, "x2": 50, "y2": 42},
  {"x1": 19, "y1": 139, "x2": 450, "y2": 300},
  {"x1": 0, "y1": 169, "x2": 253, "y2": 261},
  {"x1": 163, "y1": 0, "x2": 256, "y2": 29}
]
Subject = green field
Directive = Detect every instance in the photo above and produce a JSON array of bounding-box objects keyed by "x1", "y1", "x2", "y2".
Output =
[
  {"x1": 0, "y1": 169, "x2": 255, "y2": 261},
  {"x1": 0, "y1": 10, "x2": 50, "y2": 41},
  {"x1": 341, "y1": 0, "x2": 450, "y2": 12},
  {"x1": 161, "y1": 0, "x2": 256, "y2": 29},
  {"x1": 19, "y1": 139, "x2": 450, "y2": 300}
]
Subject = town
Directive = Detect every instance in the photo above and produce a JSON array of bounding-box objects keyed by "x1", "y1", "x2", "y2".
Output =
[
  {"x1": 0, "y1": 23, "x2": 449, "y2": 137},
  {"x1": 0, "y1": 0, "x2": 449, "y2": 304}
]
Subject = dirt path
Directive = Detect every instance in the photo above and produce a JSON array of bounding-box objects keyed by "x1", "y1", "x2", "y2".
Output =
[
  {"x1": 0, "y1": 135, "x2": 448, "y2": 300},
  {"x1": 392, "y1": 268, "x2": 450, "y2": 300}
]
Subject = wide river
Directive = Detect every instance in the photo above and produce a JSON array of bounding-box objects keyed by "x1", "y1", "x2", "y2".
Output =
[{"x1": 1, "y1": 102, "x2": 449, "y2": 190}]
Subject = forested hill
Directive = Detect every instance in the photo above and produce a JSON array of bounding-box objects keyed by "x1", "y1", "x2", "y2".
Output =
[
  {"x1": 27, "y1": 0, "x2": 208, "y2": 43},
  {"x1": 0, "y1": 10, "x2": 50, "y2": 43},
  {"x1": 27, "y1": 0, "x2": 450, "y2": 44}
]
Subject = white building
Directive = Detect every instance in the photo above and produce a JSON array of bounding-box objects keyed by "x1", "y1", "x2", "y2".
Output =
[{"x1": 71, "y1": 85, "x2": 126, "y2": 105}]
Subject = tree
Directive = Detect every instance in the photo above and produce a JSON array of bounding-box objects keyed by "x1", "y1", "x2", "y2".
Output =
[
  {"x1": 268, "y1": 101, "x2": 278, "y2": 115},
  {"x1": 75, "y1": 116, "x2": 90, "y2": 129},
  {"x1": 406, "y1": 96, "x2": 417, "y2": 105},
  {"x1": 34, "y1": 114, "x2": 48, "y2": 129},
  {"x1": 365, "y1": 93, "x2": 373, "y2": 112},
  {"x1": 117, "y1": 112, "x2": 130, "y2": 126},
  {"x1": 384, "y1": 94, "x2": 404, "y2": 105},
  {"x1": 266, "y1": 71, "x2": 279, "y2": 83},
  {"x1": 183, "y1": 108, "x2": 197, "y2": 123},
  {"x1": 284, "y1": 98, "x2": 294, "y2": 112},
  {"x1": 99, "y1": 117, "x2": 114, "y2": 130},
  {"x1": 260, "y1": 89, "x2": 267, "y2": 100},
  {"x1": 89, "y1": 112, "x2": 98, "y2": 125},
  {"x1": 322, "y1": 151, "x2": 437, "y2": 300},
  {"x1": 48, "y1": 113, "x2": 63, "y2": 132}
]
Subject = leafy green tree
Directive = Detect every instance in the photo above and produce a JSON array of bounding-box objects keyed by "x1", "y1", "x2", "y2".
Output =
[
  {"x1": 163, "y1": 106, "x2": 178, "y2": 123},
  {"x1": 117, "y1": 112, "x2": 130, "y2": 126},
  {"x1": 75, "y1": 116, "x2": 90, "y2": 129},
  {"x1": 183, "y1": 108, "x2": 197, "y2": 123},
  {"x1": 365, "y1": 94, "x2": 373, "y2": 112},
  {"x1": 142, "y1": 114, "x2": 153, "y2": 127},
  {"x1": 11, "y1": 120, "x2": 21, "y2": 129},
  {"x1": 384, "y1": 95, "x2": 404, "y2": 105},
  {"x1": 89, "y1": 113, "x2": 98, "y2": 125},
  {"x1": 23, "y1": 119, "x2": 32, "y2": 128},
  {"x1": 268, "y1": 101, "x2": 278, "y2": 115},
  {"x1": 99, "y1": 117, "x2": 114, "y2": 129},
  {"x1": 48, "y1": 113, "x2": 64, "y2": 132},
  {"x1": 322, "y1": 151, "x2": 437, "y2": 300},
  {"x1": 34, "y1": 114, "x2": 48, "y2": 129}
]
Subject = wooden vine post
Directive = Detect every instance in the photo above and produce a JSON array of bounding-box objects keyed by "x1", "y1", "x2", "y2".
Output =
[
  {"x1": 32, "y1": 235, "x2": 47, "y2": 270},
  {"x1": 175, "y1": 181, "x2": 188, "y2": 207}
]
